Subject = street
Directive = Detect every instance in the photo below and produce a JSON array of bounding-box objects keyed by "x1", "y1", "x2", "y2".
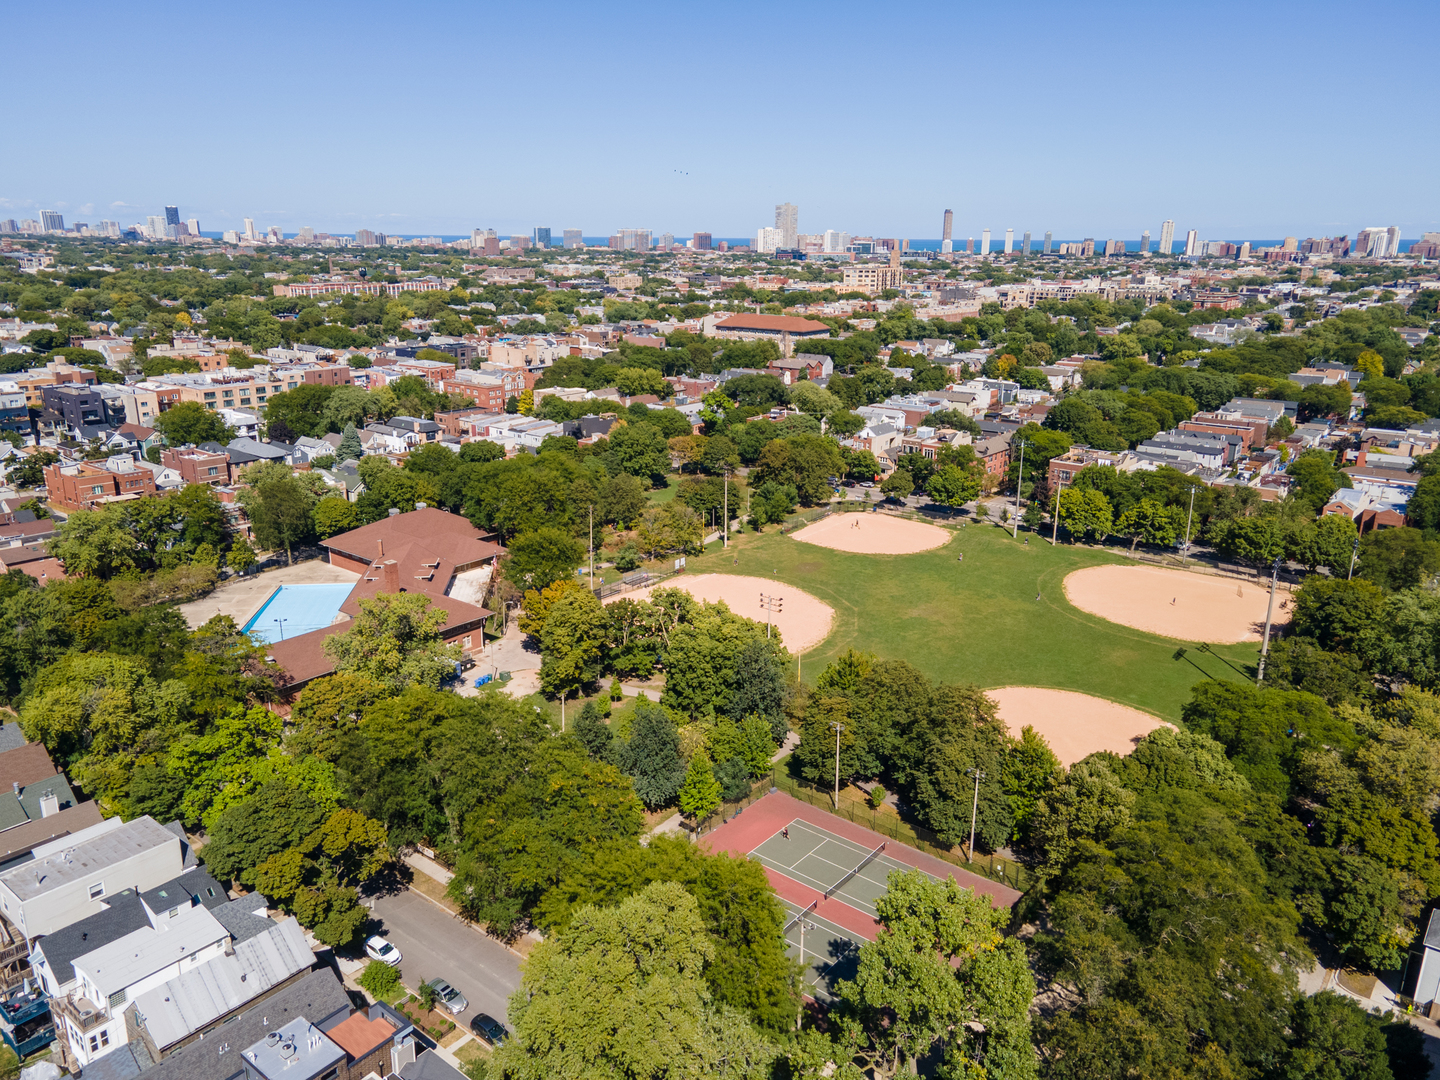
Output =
[{"x1": 365, "y1": 886, "x2": 523, "y2": 1026}]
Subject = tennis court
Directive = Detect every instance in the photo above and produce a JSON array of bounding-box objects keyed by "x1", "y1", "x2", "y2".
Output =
[{"x1": 752, "y1": 819, "x2": 905, "y2": 919}]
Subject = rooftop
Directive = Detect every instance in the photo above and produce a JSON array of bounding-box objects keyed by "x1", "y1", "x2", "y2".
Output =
[
  {"x1": 325, "y1": 1007, "x2": 397, "y2": 1060},
  {"x1": 0, "y1": 815, "x2": 178, "y2": 901},
  {"x1": 714, "y1": 313, "x2": 831, "y2": 333},
  {"x1": 75, "y1": 902, "x2": 227, "y2": 997},
  {"x1": 243, "y1": 1019, "x2": 345, "y2": 1080}
]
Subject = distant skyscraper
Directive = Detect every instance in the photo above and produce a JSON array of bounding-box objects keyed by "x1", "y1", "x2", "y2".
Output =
[
  {"x1": 659, "y1": 233, "x2": 674, "y2": 251},
  {"x1": 563, "y1": 229, "x2": 584, "y2": 249},
  {"x1": 756, "y1": 226, "x2": 783, "y2": 254},
  {"x1": 980, "y1": 228, "x2": 991, "y2": 255},
  {"x1": 243, "y1": 217, "x2": 257, "y2": 241},
  {"x1": 1022, "y1": 231, "x2": 1031, "y2": 254},
  {"x1": 775, "y1": 203, "x2": 798, "y2": 249},
  {"x1": 966, "y1": 237, "x2": 974, "y2": 254},
  {"x1": 1159, "y1": 219, "x2": 1176, "y2": 254},
  {"x1": 186, "y1": 217, "x2": 200, "y2": 236},
  {"x1": 1044, "y1": 231, "x2": 1053, "y2": 253},
  {"x1": 941, "y1": 209, "x2": 954, "y2": 254},
  {"x1": 164, "y1": 206, "x2": 180, "y2": 229},
  {"x1": 533, "y1": 227, "x2": 552, "y2": 248},
  {"x1": 356, "y1": 229, "x2": 378, "y2": 246},
  {"x1": 1386, "y1": 226, "x2": 1401, "y2": 257},
  {"x1": 692, "y1": 232, "x2": 712, "y2": 251},
  {"x1": 1140, "y1": 230, "x2": 1150, "y2": 253},
  {"x1": 39, "y1": 210, "x2": 64, "y2": 233},
  {"x1": 146, "y1": 215, "x2": 166, "y2": 239},
  {"x1": 1003, "y1": 228, "x2": 1014, "y2": 255},
  {"x1": 1184, "y1": 229, "x2": 1199, "y2": 257}
]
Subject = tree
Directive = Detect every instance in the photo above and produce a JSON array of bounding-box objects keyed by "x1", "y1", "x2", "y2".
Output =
[
  {"x1": 606, "y1": 421, "x2": 671, "y2": 486},
  {"x1": 613, "y1": 701, "x2": 686, "y2": 808},
  {"x1": 312, "y1": 496, "x2": 358, "y2": 540},
  {"x1": 151, "y1": 400, "x2": 229, "y2": 446},
  {"x1": 323, "y1": 593, "x2": 460, "y2": 691},
  {"x1": 679, "y1": 755, "x2": 723, "y2": 823},
  {"x1": 337, "y1": 422, "x2": 363, "y2": 460},
  {"x1": 1357, "y1": 526, "x2": 1440, "y2": 591},
  {"x1": 598, "y1": 473, "x2": 647, "y2": 528},
  {"x1": 359, "y1": 959, "x2": 400, "y2": 1001},
  {"x1": 506, "y1": 526, "x2": 584, "y2": 590},
  {"x1": 880, "y1": 469, "x2": 914, "y2": 500},
  {"x1": 1297, "y1": 382, "x2": 1352, "y2": 422},
  {"x1": 613, "y1": 367, "x2": 669, "y2": 397},
  {"x1": 836, "y1": 870, "x2": 1036, "y2": 1079},
  {"x1": 227, "y1": 537, "x2": 257, "y2": 574},
  {"x1": 1056, "y1": 487, "x2": 1113, "y2": 542},
  {"x1": 1115, "y1": 497, "x2": 1183, "y2": 551},
  {"x1": 537, "y1": 588, "x2": 610, "y2": 703},
  {"x1": 1273, "y1": 992, "x2": 1393, "y2": 1080},
  {"x1": 1027, "y1": 758, "x2": 1135, "y2": 874},
  {"x1": 827, "y1": 410, "x2": 865, "y2": 438},
  {"x1": 1002, "y1": 726, "x2": 1062, "y2": 845},
  {"x1": 637, "y1": 502, "x2": 703, "y2": 557},
  {"x1": 1288, "y1": 449, "x2": 1352, "y2": 511},
  {"x1": 248, "y1": 474, "x2": 314, "y2": 565},
  {"x1": 496, "y1": 881, "x2": 777, "y2": 1080},
  {"x1": 573, "y1": 700, "x2": 613, "y2": 760},
  {"x1": 926, "y1": 463, "x2": 982, "y2": 508}
]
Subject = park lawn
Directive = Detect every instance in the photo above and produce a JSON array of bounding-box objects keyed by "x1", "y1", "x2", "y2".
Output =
[
  {"x1": 647, "y1": 476, "x2": 679, "y2": 505},
  {"x1": 683, "y1": 517, "x2": 1258, "y2": 722}
]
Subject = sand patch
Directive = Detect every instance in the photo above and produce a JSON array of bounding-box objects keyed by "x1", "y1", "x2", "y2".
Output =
[
  {"x1": 1063, "y1": 563, "x2": 1289, "y2": 644},
  {"x1": 989, "y1": 686, "x2": 1173, "y2": 767},
  {"x1": 609, "y1": 573, "x2": 834, "y2": 652},
  {"x1": 791, "y1": 513, "x2": 951, "y2": 555}
]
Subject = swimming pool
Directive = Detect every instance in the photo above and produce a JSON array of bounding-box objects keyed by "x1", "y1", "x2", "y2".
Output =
[{"x1": 242, "y1": 583, "x2": 355, "y2": 644}]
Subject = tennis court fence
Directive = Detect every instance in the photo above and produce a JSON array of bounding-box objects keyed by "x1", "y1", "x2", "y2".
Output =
[{"x1": 696, "y1": 768, "x2": 1034, "y2": 893}]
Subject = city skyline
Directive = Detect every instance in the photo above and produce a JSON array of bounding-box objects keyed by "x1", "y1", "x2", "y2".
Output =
[{"x1": 4, "y1": 0, "x2": 1435, "y2": 240}]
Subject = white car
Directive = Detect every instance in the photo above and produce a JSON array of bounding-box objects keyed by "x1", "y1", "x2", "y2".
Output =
[{"x1": 365, "y1": 935, "x2": 401, "y2": 966}]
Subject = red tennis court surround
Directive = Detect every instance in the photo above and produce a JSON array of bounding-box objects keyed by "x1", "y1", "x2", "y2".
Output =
[
  {"x1": 702, "y1": 790, "x2": 1021, "y2": 918},
  {"x1": 761, "y1": 866, "x2": 882, "y2": 942}
]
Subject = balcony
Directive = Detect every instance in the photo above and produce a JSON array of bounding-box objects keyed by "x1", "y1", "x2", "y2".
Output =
[
  {"x1": 53, "y1": 994, "x2": 108, "y2": 1034},
  {"x1": 0, "y1": 987, "x2": 55, "y2": 1057}
]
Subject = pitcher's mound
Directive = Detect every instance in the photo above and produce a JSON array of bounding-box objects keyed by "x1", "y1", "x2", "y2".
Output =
[
  {"x1": 792, "y1": 513, "x2": 950, "y2": 555},
  {"x1": 989, "y1": 686, "x2": 1173, "y2": 767},
  {"x1": 608, "y1": 573, "x2": 834, "y2": 652},
  {"x1": 1064, "y1": 563, "x2": 1288, "y2": 643}
]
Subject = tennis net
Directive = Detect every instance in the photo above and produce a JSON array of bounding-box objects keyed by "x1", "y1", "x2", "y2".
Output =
[{"x1": 824, "y1": 842, "x2": 887, "y2": 900}]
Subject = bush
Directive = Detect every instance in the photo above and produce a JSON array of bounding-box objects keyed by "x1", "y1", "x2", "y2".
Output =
[
  {"x1": 358, "y1": 959, "x2": 400, "y2": 1001},
  {"x1": 613, "y1": 543, "x2": 642, "y2": 572},
  {"x1": 868, "y1": 784, "x2": 888, "y2": 810}
]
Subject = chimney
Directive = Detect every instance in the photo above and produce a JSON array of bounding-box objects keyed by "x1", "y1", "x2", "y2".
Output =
[
  {"x1": 1356, "y1": 450, "x2": 1367, "y2": 468},
  {"x1": 377, "y1": 538, "x2": 384, "y2": 557},
  {"x1": 39, "y1": 792, "x2": 58, "y2": 818},
  {"x1": 382, "y1": 559, "x2": 400, "y2": 593}
]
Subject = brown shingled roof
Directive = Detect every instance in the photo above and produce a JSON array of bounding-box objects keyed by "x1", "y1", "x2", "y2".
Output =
[{"x1": 715, "y1": 314, "x2": 831, "y2": 333}]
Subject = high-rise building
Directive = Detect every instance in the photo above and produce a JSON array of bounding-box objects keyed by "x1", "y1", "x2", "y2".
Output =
[
  {"x1": 1282, "y1": 236, "x2": 1298, "y2": 252},
  {"x1": 356, "y1": 229, "x2": 378, "y2": 246},
  {"x1": 164, "y1": 205, "x2": 180, "y2": 229},
  {"x1": 941, "y1": 209, "x2": 953, "y2": 253},
  {"x1": 1022, "y1": 231, "x2": 1031, "y2": 254},
  {"x1": 980, "y1": 229, "x2": 991, "y2": 255},
  {"x1": 483, "y1": 237, "x2": 500, "y2": 256},
  {"x1": 243, "y1": 217, "x2": 257, "y2": 240},
  {"x1": 1159, "y1": 219, "x2": 1176, "y2": 254},
  {"x1": 563, "y1": 229, "x2": 584, "y2": 249},
  {"x1": 186, "y1": 217, "x2": 200, "y2": 237},
  {"x1": 1385, "y1": 226, "x2": 1402, "y2": 257},
  {"x1": 39, "y1": 210, "x2": 64, "y2": 233},
  {"x1": 774, "y1": 203, "x2": 798, "y2": 250},
  {"x1": 659, "y1": 233, "x2": 674, "y2": 251},
  {"x1": 1140, "y1": 230, "x2": 1150, "y2": 253},
  {"x1": 1081, "y1": 239, "x2": 1096, "y2": 257},
  {"x1": 1003, "y1": 228, "x2": 1014, "y2": 255},
  {"x1": 966, "y1": 237, "x2": 974, "y2": 254},
  {"x1": 0, "y1": 220, "x2": 15, "y2": 234},
  {"x1": 756, "y1": 226, "x2": 783, "y2": 254},
  {"x1": 146, "y1": 215, "x2": 165, "y2": 239},
  {"x1": 101, "y1": 221, "x2": 121, "y2": 237},
  {"x1": 1239, "y1": 241, "x2": 1252, "y2": 259},
  {"x1": 1184, "y1": 229, "x2": 1199, "y2": 257},
  {"x1": 533, "y1": 227, "x2": 552, "y2": 248},
  {"x1": 1104, "y1": 239, "x2": 1126, "y2": 257},
  {"x1": 692, "y1": 232, "x2": 712, "y2": 251},
  {"x1": 298, "y1": 227, "x2": 315, "y2": 241},
  {"x1": 1044, "y1": 231, "x2": 1053, "y2": 253}
]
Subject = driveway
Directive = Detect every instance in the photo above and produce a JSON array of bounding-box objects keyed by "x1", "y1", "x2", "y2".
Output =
[{"x1": 364, "y1": 887, "x2": 523, "y2": 1025}]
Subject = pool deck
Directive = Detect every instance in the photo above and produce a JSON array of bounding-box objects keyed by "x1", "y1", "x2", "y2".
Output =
[{"x1": 178, "y1": 561, "x2": 360, "y2": 631}]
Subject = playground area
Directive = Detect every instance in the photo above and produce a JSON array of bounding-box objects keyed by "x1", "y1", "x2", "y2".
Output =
[
  {"x1": 988, "y1": 686, "x2": 1174, "y2": 767},
  {"x1": 608, "y1": 573, "x2": 834, "y2": 652},
  {"x1": 703, "y1": 791, "x2": 1019, "y2": 1001},
  {"x1": 790, "y1": 512, "x2": 952, "y2": 555},
  {"x1": 1062, "y1": 563, "x2": 1289, "y2": 643}
]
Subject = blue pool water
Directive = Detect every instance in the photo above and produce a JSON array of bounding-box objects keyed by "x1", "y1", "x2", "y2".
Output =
[{"x1": 241, "y1": 583, "x2": 355, "y2": 643}]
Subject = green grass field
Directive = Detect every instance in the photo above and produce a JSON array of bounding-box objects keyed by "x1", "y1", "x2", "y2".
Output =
[{"x1": 685, "y1": 515, "x2": 1258, "y2": 721}]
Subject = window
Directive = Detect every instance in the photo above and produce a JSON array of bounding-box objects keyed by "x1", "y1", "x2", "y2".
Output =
[
  {"x1": 204, "y1": 392, "x2": 216, "y2": 400},
  {"x1": 462, "y1": 636, "x2": 472, "y2": 647},
  {"x1": 88, "y1": 1030, "x2": 109, "y2": 1052},
  {"x1": 88, "y1": 882, "x2": 104, "y2": 899},
  {"x1": 108, "y1": 989, "x2": 126, "y2": 1008}
]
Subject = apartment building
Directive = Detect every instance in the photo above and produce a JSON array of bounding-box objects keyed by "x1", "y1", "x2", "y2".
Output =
[
  {"x1": 160, "y1": 446, "x2": 233, "y2": 485},
  {"x1": 40, "y1": 383, "x2": 126, "y2": 433},
  {"x1": 12, "y1": 362, "x2": 97, "y2": 408},
  {"x1": 43, "y1": 456, "x2": 158, "y2": 511},
  {"x1": 487, "y1": 339, "x2": 566, "y2": 368},
  {"x1": 442, "y1": 367, "x2": 533, "y2": 411},
  {"x1": 706, "y1": 313, "x2": 831, "y2": 357}
]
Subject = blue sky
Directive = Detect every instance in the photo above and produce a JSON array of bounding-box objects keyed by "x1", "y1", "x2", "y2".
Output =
[{"x1": 5, "y1": 0, "x2": 1436, "y2": 241}]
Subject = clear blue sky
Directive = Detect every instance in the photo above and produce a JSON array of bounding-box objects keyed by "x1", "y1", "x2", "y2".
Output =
[{"x1": 6, "y1": 0, "x2": 1436, "y2": 241}]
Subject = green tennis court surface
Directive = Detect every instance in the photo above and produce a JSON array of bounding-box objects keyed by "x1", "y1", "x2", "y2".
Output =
[
  {"x1": 752, "y1": 819, "x2": 911, "y2": 918},
  {"x1": 780, "y1": 899, "x2": 860, "y2": 1002}
]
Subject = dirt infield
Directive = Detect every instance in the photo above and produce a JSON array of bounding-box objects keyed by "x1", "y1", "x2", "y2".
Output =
[
  {"x1": 989, "y1": 686, "x2": 1174, "y2": 767},
  {"x1": 791, "y1": 513, "x2": 951, "y2": 555},
  {"x1": 1063, "y1": 563, "x2": 1290, "y2": 643},
  {"x1": 610, "y1": 573, "x2": 834, "y2": 652}
]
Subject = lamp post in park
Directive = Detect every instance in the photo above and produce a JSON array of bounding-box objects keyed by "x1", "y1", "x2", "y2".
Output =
[
  {"x1": 1256, "y1": 556, "x2": 1282, "y2": 686},
  {"x1": 966, "y1": 767, "x2": 986, "y2": 863},
  {"x1": 1011, "y1": 438, "x2": 1026, "y2": 538},
  {"x1": 273, "y1": 617, "x2": 289, "y2": 640},
  {"x1": 832, "y1": 721, "x2": 845, "y2": 810}
]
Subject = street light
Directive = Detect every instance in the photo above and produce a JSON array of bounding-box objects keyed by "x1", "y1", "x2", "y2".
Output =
[
  {"x1": 965, "y1": 767, "x2": 986, "y2": 863},
  {"x1": 1011, "y1": 438, "x2": 1026, "y2": 538},
  {"x1": 760, "y1": 593, "x2": 783, "y2": 639},
  {"x1": 272, "y1": 617, "x2": 289, "y2": 640},
  {"x1": 831, "y1": 722, "x2": 845, "y2": 810},
  {"x1": 1256, "y1": 556, "x2": 1282, "y2": 685}
]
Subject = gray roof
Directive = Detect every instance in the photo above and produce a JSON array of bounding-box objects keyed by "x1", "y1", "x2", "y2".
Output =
[
  {"x1": 77, "y1": 904, "x2": 228, "y2": 998},
  {"x1": 133, "y1": 968, "x2": 351, "y2": 1080},
  {"x1": 130, "y1": 917, "x2": 313, "y2": 1051},
  {"x1": 0, "y1": 725, "x2": 26, "y2": 754},
  {"x1": 35, "y1": 890, "x2": 152, "y2": 990},
  {"x1": 210, "y1": 893, "x2": 274, "y2": 944},
  {"x1": 400, "y1": 1049, "x2": 468, "y2": 1079},
  {"x1": 0, "y1": 774, "x2": 77, "y2": 833},
  {"x1": 139, "y1": 866, "x2": 226, "y2": 916},
  {"x1": 79, "y1": 1040, "x2": 150, "y2": 1079},
  {"x1": 0, "y1": 816, "x2": 179, "y2": 901}
]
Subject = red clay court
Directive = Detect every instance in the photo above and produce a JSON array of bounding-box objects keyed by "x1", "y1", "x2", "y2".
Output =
[{"x1": 702, "y1": 791, "x2": 1021, "y2": 999}]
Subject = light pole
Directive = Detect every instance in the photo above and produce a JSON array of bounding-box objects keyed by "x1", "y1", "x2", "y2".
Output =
[
  {"x1": 760, "y1": 593, "x2": 783, "y2": 639},
  {"x1": 588, "y1": 504, "x2": 595, "y2": 592},
  {"x1": 1050, "y1": 475, "x2": 1067, "y2": 546},
  {"x1": 965, "y1": 767, "x2": 986, "y2": 863},
  {"x1": 796, "y1": 916, "x2": 813, "y2": 1030},
  {"x1": 1347, "y1": 532, "x2": 1360, "y2": 580},
  {"x1": 1256, "y1": 556, "x2": 1282, "y2": 685},
  {"x1": 1012, "y1": 438, "x2": 1025, "y2": 538},
  {"x1": 831, "y1": 722, "x2": 845, "y2": 810},
  {"x1": 1181, "y1": 485, "x2": 1195, "y2": 563},
  {"x1": 273, "y1": 617, "x2": 289, "y2": 640},
  {"x1": 723, "y1": 466, "x2": 730, "y2": 548}
]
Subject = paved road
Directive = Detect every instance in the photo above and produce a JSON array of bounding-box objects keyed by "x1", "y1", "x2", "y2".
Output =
[{"x1": 365, "y1": 887, "x2": 522, "y2": 1026}]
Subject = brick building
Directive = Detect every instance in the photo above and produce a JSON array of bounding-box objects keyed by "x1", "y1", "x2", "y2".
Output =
[{"x1": 43, "y1": 457, "x2": 157, "y2": 511}]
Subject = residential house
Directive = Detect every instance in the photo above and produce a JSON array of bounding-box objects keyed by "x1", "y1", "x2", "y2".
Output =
[
  {"x1": 42, "y1": 457, "x2": 158, "y2": 512},
  {"x1": 160, "y1": 447, "x2": 233, "y2": 487}
]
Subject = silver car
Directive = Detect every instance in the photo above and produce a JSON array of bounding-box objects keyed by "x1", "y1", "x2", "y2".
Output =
[{"x1": 425, "y1": 977, "x2": 468, "y2": 1016}]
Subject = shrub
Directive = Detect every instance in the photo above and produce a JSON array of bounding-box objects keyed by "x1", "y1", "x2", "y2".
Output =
[
  {"x1": 358, "y1": 960, "x2": 400, "y2": 1001},
  {"x1": 868, "y1": 784, "x2": 888, "y2": 810}
]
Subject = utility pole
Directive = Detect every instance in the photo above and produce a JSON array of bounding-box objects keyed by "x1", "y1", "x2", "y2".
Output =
[
  {"x1": 1181, "y1": 485, "x2": 1195, "y2": 563},
  {"x1": 760, "y1": 593, "x2": 783, "y2": 639},
  {"x1": 832, "y1": 722, "x2": 845, "y2": 809},
  {"x1": 588, "y1": 504, "x2": 595, "y2": 590},
  {"x1": 1347, "y1": 532, "x2": 1360, "y2": 580},
  {"x1": 795, "y1": 916, "x2": 813, "y2": 1031},
  {"x1": 723, "y1": 466, "x2": 729, "y2": 548},
  {"x1": 1256, "y1": 556, "x2": 1281, "y2": 685},
  {"x1": 1050, "y1": 476, "x2": 1066, "y2": 546},
  {"x1": 966, "y1": 767, "x2": 985, "y2": 863},
  {"x1": 1011, "y1": 438, "x2": 1025, "y2": 538}
]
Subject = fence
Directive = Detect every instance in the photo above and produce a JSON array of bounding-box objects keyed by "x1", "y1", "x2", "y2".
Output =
[
  {"x1": 592, "y1": 566, "x2": 683, "y2": 601},
  {"x1": 697, "y1": 767, "x2": 1033, "y2": 893}
]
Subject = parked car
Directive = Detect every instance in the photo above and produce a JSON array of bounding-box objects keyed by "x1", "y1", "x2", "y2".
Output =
[
  {"x1": 425, "y1": 977, "x2": 468, "y2": 1015},
  {"x1": 364, "y1": 935, "x2": 401, "y2": 966},
  {"x1": 469, "y1": 1013, "x2": 507, "y2": 1045}
]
